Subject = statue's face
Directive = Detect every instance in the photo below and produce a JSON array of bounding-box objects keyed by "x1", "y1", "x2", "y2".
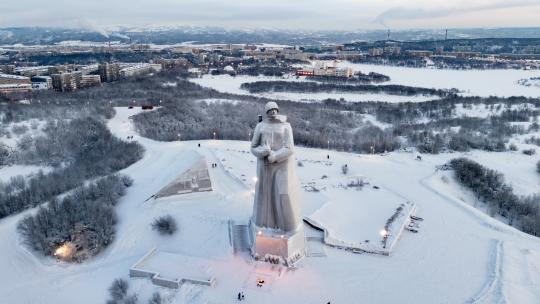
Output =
[{"x1": 267, "y1": 108, "x2": 278, "y2": 118}]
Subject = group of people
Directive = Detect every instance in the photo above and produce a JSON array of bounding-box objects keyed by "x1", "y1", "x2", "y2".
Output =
[
  {"x1": 237, "y1": 291, "x2": 245, "y2": 301},
  {"x1": 126, "y1": 135, "x2": 134, "y2": 140},
  {"x1": 210, "y1": 163, "x2": 218, "y2": 168}
]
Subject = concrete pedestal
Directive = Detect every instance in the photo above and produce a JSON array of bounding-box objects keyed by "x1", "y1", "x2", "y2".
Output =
[{"x1": 250, "y1": 222, "x2": 305, "y2": 267}]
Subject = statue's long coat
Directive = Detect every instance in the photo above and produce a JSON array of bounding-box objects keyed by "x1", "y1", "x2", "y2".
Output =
[{"x1": 250, "y1": 115, "x2": 302, "y2": 232}]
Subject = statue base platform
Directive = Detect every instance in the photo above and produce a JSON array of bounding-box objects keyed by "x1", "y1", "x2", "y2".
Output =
[{"x1": 249, "y1": 222, "x2": 306, "y2": 267}]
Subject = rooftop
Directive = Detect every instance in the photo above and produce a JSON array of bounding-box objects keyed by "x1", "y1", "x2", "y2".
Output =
[{"x1": 0, "y1": 73, "x2": 30, "y2": 80}]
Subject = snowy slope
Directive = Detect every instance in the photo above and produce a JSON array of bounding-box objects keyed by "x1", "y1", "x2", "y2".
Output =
[{"x1": 0, "y1": 107, "x2": 539, "y2": 303}]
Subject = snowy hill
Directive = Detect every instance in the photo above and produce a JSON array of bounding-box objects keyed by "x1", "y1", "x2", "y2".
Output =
[{"x1": 0, "y1": 107, "x2": 539, "y2": 303}]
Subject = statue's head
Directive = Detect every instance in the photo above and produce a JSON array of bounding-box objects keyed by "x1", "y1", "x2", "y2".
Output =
[{"x1": 265, "y1": 102, "x2": 279, "y2": 118}]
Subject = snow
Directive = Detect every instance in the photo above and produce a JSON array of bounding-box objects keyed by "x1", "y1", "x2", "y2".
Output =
[
  {"x1": 307, "y1": 186, "x2": 409, "y2": 250},
  {"x1": 0, "y1": 165, "x2": 52, "y2": 183},
  {"x1": 454, "y1": 103, "x2": 536, "y2": 118},
  {"x1": 336, "y1": 61, "x2": 540, "y2": 98},
  {"x1": 190, "y1": 74, "x2": 439, "y2": 103},
  {"x1": 162, "y1": 81, "x2": 177, "y2": 87},
  {"x1": 0, "y1": 107, "x2": 539, "y2": 303},
  {"x1": 0, "y1": 119, "x2": 46, "y2": 148},
  {"x1": 518, "y1": 77, "x2": 540, "y2": 88},
  {"x1": 197, "y1": 98, "x2": 243, "y2": 105},
  {"x1": 454, "y1": 151, "x2": 540, "y2": 196},
  {"x1": 361, "y1": 113, "x2": 393, "y2": 129}
]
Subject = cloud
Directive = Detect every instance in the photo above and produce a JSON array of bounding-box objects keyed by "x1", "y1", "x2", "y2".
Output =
[
  {"x1": 78, "y1": 19, "x2": 109, "y2": 38},
  {"x1": 373, "y1": 0, "x2": 540, "y2": 26},
  {"x1": 0, "y1": 0, "x2": 538, "y2": 30}
]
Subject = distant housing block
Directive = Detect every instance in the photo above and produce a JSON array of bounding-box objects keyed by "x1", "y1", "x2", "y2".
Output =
[
  {"x1": 120, "y1": 63, "x2": 162, "y2": 78},
  {"x1": 0, "y1": 83, "x2": 32, "y2": 95},
  {"x1": 31, "y1": 76, "x2": 52, "y2": 90},
  {"x1": 80, "y1": 74, "x2": 102, "y2": 88},
  {"x1": 51, "y1": 71, "x2": 82, "y2": 92},
  {"x1": 0, "y1": 73, "x2": 31, "y2": 85},
  {"x1": 98, "y1": 62, "x2": 121, "y2": 82}
]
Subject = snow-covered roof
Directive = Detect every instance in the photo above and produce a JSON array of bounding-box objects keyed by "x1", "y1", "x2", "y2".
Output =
[
  {"x1": 0, "y1": 83, "x2": 32, "y2": 88},
  {"x1": 14, "y1": 66, "x2": 53, "y2": 72},
  {"x1": 0, "y1": 73, "x2": 30, "y2": 80}
]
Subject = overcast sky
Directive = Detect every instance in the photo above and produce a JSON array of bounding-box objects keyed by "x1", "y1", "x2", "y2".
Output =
[{"x1": 1, "y1": 0, "x2": 540, "y2": 30}]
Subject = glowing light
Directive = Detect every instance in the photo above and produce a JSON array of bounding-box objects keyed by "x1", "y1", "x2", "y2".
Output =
[
  {"x1": 54, "y1": 242, "x2": 75, "y2": 260},
  {"x1": 379, "y1": 229, "x2": 388, "y2": 237},
  {"x1": 257, "y1": 230, "x2": 262, "y2": 236},
  {"x1": 252, "y1": 176, "x2": 258, "y2": 182},
  {"x1": 280, "y1": 235, "x2": 284, "y2": 239}
]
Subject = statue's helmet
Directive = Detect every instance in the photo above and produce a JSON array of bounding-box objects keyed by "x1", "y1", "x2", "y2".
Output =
[{"x1": 265, "y1": 101, "x2": 279, "y2": 113}]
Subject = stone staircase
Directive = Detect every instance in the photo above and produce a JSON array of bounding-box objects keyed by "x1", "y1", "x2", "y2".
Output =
[{"x1": 230, "y1": 223, "x2": 251, "y2": 253}]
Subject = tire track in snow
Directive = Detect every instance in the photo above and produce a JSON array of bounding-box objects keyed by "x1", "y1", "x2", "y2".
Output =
[{"x1": 469, "y1": 239, "x2": 507, "y2": 304}]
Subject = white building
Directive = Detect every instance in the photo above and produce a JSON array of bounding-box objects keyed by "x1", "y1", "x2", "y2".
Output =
[
  {"x1": 120, "y1": 63, "x2": 162, "y2": 78},
  {"x1": 0, "y1": 83, "x2": 32, "y2": 95},
  {"x1": 0, "y1": 73, "x2": 31, "y2": 85}
]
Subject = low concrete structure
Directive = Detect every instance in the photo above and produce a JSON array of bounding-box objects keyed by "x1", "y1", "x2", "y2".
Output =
[
  {"x1": 155, "y1": 158, "x2": 212, "y2": 198},
  {"x1": 304, "y1": 201, "x2": 417, "y2": 256},
  {"x1": 129, "y1": 248, "x2": 215, "y2": 289}
]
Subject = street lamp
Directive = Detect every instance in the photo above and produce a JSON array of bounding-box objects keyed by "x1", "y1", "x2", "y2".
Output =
[
  {"x1": 327, "y1": 140, "x2": 330, "y2": 150},
  {"x1": 248, "y1": 131, "x2": 251, "y2": 142},
  {"x1": 213, "y1": 131, "x2": 216, "y2": 140},
  {"x1": 177, "y1": 133, "x2": 181, "y2": 141},
  {"x1": 371, "y1": 146, "x2": 374, "y2": 155}
]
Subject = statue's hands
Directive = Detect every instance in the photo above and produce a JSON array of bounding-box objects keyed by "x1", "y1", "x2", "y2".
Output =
[
  {"x1": 261, "y1": 145, "x2": 271, "y2": 157},
  {"x1": 268, "y1": 151, "x2": 277, "y2": 163}
]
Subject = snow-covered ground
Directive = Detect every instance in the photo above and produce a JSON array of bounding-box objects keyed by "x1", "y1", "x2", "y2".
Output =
[
  {"x1": 0, "y1": 164, "x2": 52, "y2": 183},
  {"x1": 190, "y1": 62, "x2": 540, "y2": 103},
  {"x1": 0, "y1": 107, "x2": 539, "y2": 303},
  {"x1": 518, "y1": 77, "x2": 540, "y2": 89},
  {"x1": 190, "y1": 74, "x2": 438, "y2": 103},
  {"x1": 463, "y1": 151, "x2": 540, "y2": 196},
  {"x1": 453, "y1": 103, "x2": 536, "y2": 118},
  {"x1": 336, "y1": 61, "x2": 540, "y2": 98},
  {"x1": 0, "y1": 119, "x2": 46, "y2": 149}
]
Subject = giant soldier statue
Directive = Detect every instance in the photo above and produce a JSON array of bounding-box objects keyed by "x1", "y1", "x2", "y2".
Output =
[{"x1": 249, "y1": 101, "x2": 305, "y2": 266}]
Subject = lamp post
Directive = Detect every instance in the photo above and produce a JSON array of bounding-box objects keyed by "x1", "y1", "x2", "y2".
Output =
[
  {"x1": 327, "y1": 140, "x2": 330, "y2": 150},
  {"x1": 177, "y1": 133, "x2": 181, "y2": 141},
  {"x1": 371, "y1": 146, "x2": 374, "y2": 155},
  {"x1": 213, "y1": 131, "x2": 216, "y2": 140},
  {"x1": 248, "y1": 131, "x2": 251, "y2": 142}
]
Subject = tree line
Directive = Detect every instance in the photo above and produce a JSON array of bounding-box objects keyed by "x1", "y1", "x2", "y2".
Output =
[
  {"x1": 17, "y1": 174, "x2": 132, "y2": 262},
  {"x1": 306, "y1": 71, "x2": 390, "y2": 84},
  {"x1": 450, "y1": 158, "x2": 540, "y2": 236},
  {"x1": 240, "y1": 80, "x2": 456, "y2": 97},
  {"x1": 0, "y1": 116, "x2": 143, "y2": 218},
  {"x1": 132, "y1": 98, "x2": 400, "y2": 154}
]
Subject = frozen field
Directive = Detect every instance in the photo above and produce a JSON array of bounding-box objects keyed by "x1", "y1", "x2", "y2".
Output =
[
  {"x1": 190, "y1": 62, "x2": 540, "y2": 103},
  {"x1": 336, "y1": 61, "x2": 540, "y2": 98},
  {"x1": 0, "y1": 107, "x2": 539, "y2": 303},
  {"x1": 190, "y1": 74, "x2": 438, "y2": 103}
]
